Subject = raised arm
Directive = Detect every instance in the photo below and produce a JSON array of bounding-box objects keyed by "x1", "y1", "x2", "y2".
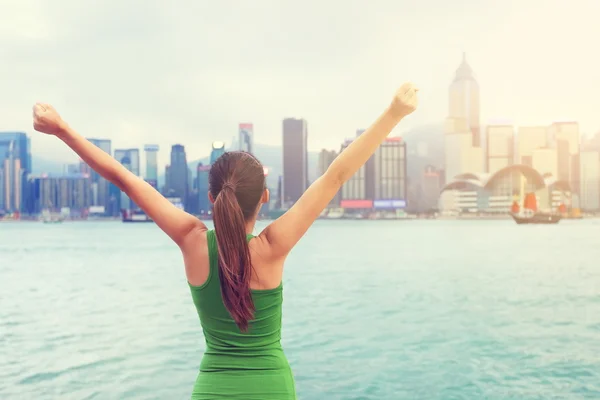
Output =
[
  {"x1": 260, "y1": 83, "x2": 418, "y2": 259},
  {"x1": 32, "y1": 103, "x2": 206, "y2": 247}
]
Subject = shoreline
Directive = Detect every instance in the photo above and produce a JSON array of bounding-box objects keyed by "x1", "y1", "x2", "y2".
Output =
[{"x1": 2, "y1": 215, "x2": 598, "y2": 223}]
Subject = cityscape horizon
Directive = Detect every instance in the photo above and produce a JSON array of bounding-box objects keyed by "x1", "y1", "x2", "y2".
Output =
[{"x1": 2, "y1": 54, "x2": 600, "y2": 220}]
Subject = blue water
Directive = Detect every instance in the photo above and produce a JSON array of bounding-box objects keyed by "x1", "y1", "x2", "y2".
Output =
[{"x1": 1, "y1": 219, "x2": 600, "y2": 399}]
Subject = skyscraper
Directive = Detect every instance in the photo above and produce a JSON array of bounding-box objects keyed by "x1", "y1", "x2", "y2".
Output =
[
  {"x1": 443, "y1": 54, "x2": 484, "y2": 185},
  {"x1": 339, "y1": 139, "x2": 367, "y2": 205},
  {"x1": 357, "y1": 129, "x2": 376, "y2": 200},
  {"x1": 165, "y1": 144, "x2": 189, "y2": 208},
  {"x1": 448, "y1": 53, "x2": 481, "y2": 147},
  {"x1": 486, "y1": 125, "x2": 515, "y2": 174},
  {"x1": 373, "y1": 137, "x2": 407, "y2": 207},
  {"x1": 549, "y1": 122, "x2": 580, "y2": 195},
  {"x1": 282, "y1": 118, "x2": 308, "y2": 206},
  {"x1": 197, "y1": 163, "x2": 211, "y2": 215},
  {"x1": 210, "y1": 141, "x2": 225, "y2": 164},
  {"x1": 114, "y1": 149, "x2": 140, "y2": 176},
  {"x1": 0, "y1": 132, "x2": 31, "y2": 213},
  {"x1": 28, "y1": 173, "x2": 92, "y2": 215},
  {"x1": 421, "y1": 165, "x2": 442, "y2": 211},
  {"x1": 86, "y1": 138, "x2": 111, "y2": 212},
  {"x1": 580, "y1": 151, "x2": 600, "y2": 211},
  {"x1": 144, "y1": 144, "x2": 159, "y2": 188},
  {"x1": 114, "y1": 148, "x2": 140, "y2": 210},
  {"x1": 317, "y1": 149, "x2": 340, "y2": 207},
  {"x1": 517, "y1": 126, "x2": 548, "y2": 166},
  {"x1": 317, "y1": 149, "x2": 337, "y2": 177},
  {"x1": 239, "y1": 123, "x2": 254, "y2": 154}
]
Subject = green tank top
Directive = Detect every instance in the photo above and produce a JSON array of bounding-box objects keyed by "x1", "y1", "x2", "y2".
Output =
[{"x1": 188, "y1": 230, "x2": 296, "y2": 399}]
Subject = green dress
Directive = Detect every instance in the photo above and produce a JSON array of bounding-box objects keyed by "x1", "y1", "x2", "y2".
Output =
[{"x1": 189, "y1": 230, "x2": 297, "y2": 399}]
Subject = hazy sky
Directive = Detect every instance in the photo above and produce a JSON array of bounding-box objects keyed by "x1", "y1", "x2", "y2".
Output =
[{"x1": 1, "y1": 0, "x2": 599, "y2": 167}]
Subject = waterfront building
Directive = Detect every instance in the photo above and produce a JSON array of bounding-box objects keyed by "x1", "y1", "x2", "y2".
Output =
[
  {"x1": 0, "y1": 132, "x2": 31, "y2": 213},
  {"x1": 114, "y1": 148, "x2": 140, "y2": 210},
  {"x1": 486, "y1": 125, "x2": 515, "y2": 174},
  {"x1": 517, "y1": 126, "x2": 548, "y2": 166},
  {"x1": 580, "y1": 151, "x2": 600, "y2": 211},
  {"x1": 239, "y1": 123, "x2": 253, "y2": 154},
  {"x1": 282, "y1": 118, "x2": 308, "y2": 206},
  {"x1": 144, "y1": 144, "x2": 159, "y2": 188}
]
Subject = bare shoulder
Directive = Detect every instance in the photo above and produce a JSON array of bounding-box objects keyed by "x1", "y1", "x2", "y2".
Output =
[
  {"x1": 181, "y1": 226, "x2": 210, "y2": 286},
  {"x1": 248, "y1": 234, "x2": 285, "y2": 290}
]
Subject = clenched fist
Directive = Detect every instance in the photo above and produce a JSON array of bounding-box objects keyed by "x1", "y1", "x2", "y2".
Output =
[
  {"x1": 32, "y1": 103, "x2": 67, "y2": 136},
  {"x1": 389, "y1": 83, "x2": 418, "y2": 118}
]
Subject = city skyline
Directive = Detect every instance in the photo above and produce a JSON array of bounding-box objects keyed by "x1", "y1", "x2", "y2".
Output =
[
  {"x1": 3, "y1": 51, "x2": 600, "y2": 216},
  {"x1": 2, "y1": 1, "x2": 599, "y2": 169}
]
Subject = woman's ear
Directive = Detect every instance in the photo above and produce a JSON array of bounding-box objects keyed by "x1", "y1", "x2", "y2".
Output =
[{"x1": 261, "y1": 188, "x2": 270, "y2": 204}]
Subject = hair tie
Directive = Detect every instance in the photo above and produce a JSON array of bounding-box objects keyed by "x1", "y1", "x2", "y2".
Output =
[{"x1": 222, "y1": 182, "x2": 236, "y2": 191}]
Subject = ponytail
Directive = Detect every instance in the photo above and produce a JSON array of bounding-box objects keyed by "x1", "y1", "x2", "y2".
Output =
[{"x1": 212, "y1": 182, "x2": 255, "y2": 332}]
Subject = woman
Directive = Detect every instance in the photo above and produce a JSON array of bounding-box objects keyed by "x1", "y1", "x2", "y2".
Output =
[{"x1": 32, "y1": 83, "x2": 418, "y2": 399}]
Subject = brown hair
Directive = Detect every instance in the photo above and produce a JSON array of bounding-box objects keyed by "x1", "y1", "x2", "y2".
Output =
[{"x1": 209, "y1": 151, "x2": 266, "y2": 332}]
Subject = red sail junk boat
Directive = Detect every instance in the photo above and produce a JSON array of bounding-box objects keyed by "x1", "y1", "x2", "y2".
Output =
[{"x1": 510, "y1": 193, "x2": 561, "y2": 224}]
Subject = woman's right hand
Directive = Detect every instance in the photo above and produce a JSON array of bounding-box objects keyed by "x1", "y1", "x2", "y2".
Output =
[
  {"x1": 389, "y1": 83, "x2": 418, "y2": 118},
  {"x1": 32, "y1": 103, "x2": 68, "y2": 137}
]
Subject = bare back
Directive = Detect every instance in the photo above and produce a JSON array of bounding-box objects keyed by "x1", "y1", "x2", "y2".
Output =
[{"x1": 183, "y1": 228, "x2": 284, "y2": 291}]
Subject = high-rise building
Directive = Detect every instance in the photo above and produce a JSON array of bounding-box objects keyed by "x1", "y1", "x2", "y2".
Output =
[
  {"x1": 517, "y1": 126, "x2": 548, "y2": 166},
  {"x1": 144, "y1": 144, "x2": 159, "y2": 188},
  {"x1": 0, "y1": 132, "x2": 31, "y2": 213},
  {"x1": 210, "y1": 141, "x2": 225, "y2": 164},
  {"x1": 197, "y1": 163, "x2": 211, "y2": 215},
  {"x1": 549, "y1": 122, "x2": 580, "y2": 195},
  {"x1": 373, "y1": 137, "x2": 407, "y2": 209},
  {"x1": 317, "y1": 149, "x2": 337, "y2": 177},
  {"x1": 339, "y1": 140, "x2": 367, "y2": 203},
  {"x1": 444, "y1": 128, "x2": 484, "y2": 181},
  {"x1": 421, "y1": 165, "x2": 442, "y2": 211},
  {"x1": 165, "y1": 144, "x2": 189, "y2": 209},
  {"x1": 443, "y1": 54, "x2": 483, "y2": 187},
  {"x1": 114, "y1": 149, "x2": 140, "y2": 176},
  {"x1": 579, "y1": 151, "x2": 600, "y2": 211},
  {"x1": 239, "y1": 123, "x2": 254, "y2": 154},
  {"x1": 486, "y1": 125, "x2": 515, "y2": 174},
  {"x1": 114, "y1": 148, "x2": 140, "y2": 209},
  {"x1": 1, "y1": 154, "x2": 22, "y2": 212},
  {"x1": 317, "y1": 149, "x2": 340, "y2": 207},
  {"x1": 27, "y1": 173, "x2": 92, "y2": 215},
  {"x1": 338, "y1": 136, "x2": 408, "y2": 210},
  {"x1": 532, "y1": 148, "x2": 558, "y2": 177},
  {"x1": 282, "y1": 118, "x2": 308, "y2": 206},
  {"x1": 259, "y1": 166, "x2": 270, "y2": 215},
  {"x1": 448, "y1": 53, "x2": 481, "y2": 147},
  {"x1": 84, "y1": 138, "x2": 111, "y2": 213},
  {"x1": 356, "y1": 129, "x2": 376, "y2": 200}
]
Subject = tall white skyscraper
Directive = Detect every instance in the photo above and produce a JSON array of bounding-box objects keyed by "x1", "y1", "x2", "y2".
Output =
[
  {"x1": 444, "y1": 53, "x2": 483, "y2": 183},
  {"x1": 448, "y1": 53, "x2": 481, "y2": 147}
]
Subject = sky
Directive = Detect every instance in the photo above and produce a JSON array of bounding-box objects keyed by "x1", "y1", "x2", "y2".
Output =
[{"x1": 1, "y1": 0, "x2": 599, "y2": 168}]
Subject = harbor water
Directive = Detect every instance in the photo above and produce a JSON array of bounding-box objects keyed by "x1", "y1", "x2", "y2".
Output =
[{"x1": 1, "y1": 219, "x2": 600, "y2": 399}]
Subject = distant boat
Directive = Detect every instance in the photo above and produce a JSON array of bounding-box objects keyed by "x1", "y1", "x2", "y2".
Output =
[
  {"x1": 325, "y1": 208, "x2": 344, "y2": 219},
  {"x1": 122, "y1": 209, "x2": 153, "y2": 223},
  {"x1": 41, "y1": 209, "x2": 64, "y2": 224},
  {"x1": 42, "y1": 217, "x2": 64, "y2": 224},
  {"x1": 510, "y1": 193, "x2": 561, "y2": 225},
  {"x1": 511, "y1": 212, "x2": 561, "y2": 224}
]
